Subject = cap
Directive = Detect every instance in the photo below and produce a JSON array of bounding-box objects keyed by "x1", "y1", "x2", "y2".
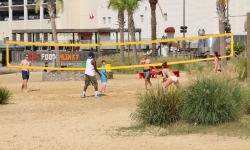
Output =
[{"x1": 88, "y1": 51, "x2": 94, "y2": 57}]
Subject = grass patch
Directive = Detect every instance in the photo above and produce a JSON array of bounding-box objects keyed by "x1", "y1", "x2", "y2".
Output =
[
  {"x1": 113, "y1": 115, "x2": 250, "y2": 138},
  {"x1": 0, "y1": 85, "x2": 12, "y2": 104}
]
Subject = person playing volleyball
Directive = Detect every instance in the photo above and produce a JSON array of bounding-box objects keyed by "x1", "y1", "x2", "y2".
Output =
[
  {"x1": 16, "y1": 54, "x2": 32, "y2": 92},
  {"x1": 99, "y1": 60, "x2": 108, "y2": 94},
  {"x1": 140, "y1": 53, "x2": 155, "y2": 90},
  {"x1": 161, "y1": 62, "x2": 179, "y2": 88},
  {"x1": 82, "y1": 52, "x2": 101, "y2": 98}
]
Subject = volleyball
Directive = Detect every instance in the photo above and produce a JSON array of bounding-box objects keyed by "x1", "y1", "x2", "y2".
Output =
[{"x1": 89, "y1": 13, "x2": 94, "y2": 19}]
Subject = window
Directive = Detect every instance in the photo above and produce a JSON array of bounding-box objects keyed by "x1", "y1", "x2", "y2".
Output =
[
  {"x1": 164, "y1": 13, "x2": 167, "y2": 21},
  {"x1": 108, "y1": 17, "x2": 111, "y2": 24},
  {"x1": 20, "y1": 33, "x2": 24, "y2": 42},
  {"x1": 35, "y1": 33, "x2": 40, "y2": 42},
  {"x1": 103, "y1": 17, "x2": 106, "y2": 24},
  {"x1": 27, "y1": 33, "x2": 32, "y2": 42},
  {"x1": 140, "y1": 15, "x2": 143, "y2": 22},
  {"x1": 44, "y1": 33, "x2": 48, "y2": 42}
]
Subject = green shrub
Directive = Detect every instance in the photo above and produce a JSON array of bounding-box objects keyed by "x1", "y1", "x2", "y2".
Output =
[
  {"x1": 131, "y1": 85, "x2": 183, "y2": 126},
  {"x1": 228, "y1": 41, "x2": 245, "y2": 55},
  {"x1": 181, "y1": 68, "x2": 244, "y2": 125},
  {"x1": 0, "y1": 86, "x2": 12, "y2": 104}
]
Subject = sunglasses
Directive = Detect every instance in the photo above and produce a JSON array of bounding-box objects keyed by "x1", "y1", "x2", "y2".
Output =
[{"x1": 25, "y1": 56, "x2": 29, "y2": 57}]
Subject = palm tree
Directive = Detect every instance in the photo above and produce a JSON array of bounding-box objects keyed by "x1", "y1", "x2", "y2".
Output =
[
  {"x1": 125, "y1": 0, "x2": 140, "y2": 64},
  {"x1": 108, "y1": 0, "x2": 126, "y2": 64},
  {"x1": 216, "y1": 0, "x2": 227, "y2": 68},
  {"x1": 36, "y1": 0, "x2": 64, "y2": 67},
  {"x1": 149, "y1": 0, "x2": 158, "y2": 57}
]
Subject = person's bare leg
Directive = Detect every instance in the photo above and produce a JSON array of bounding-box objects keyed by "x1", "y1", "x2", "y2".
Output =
[
  {"x1": 144, "y1": 79, "x2": 148, "y2": 89},
  {"x1": 22, "y1": 79, "x2": 28, "y2": 92},
  {"x1": 83, "y1": 85, "x2": 88, "y2": 91},
  {"x1": 99, "y1": 86, "x2": 103, "y2": 93},
  {"x1": 147, "y1": 78, "x2": 152, "y2": 87},
  {"x1": 94, "y1": 85, "x2": 98, "y2": 91},
  {"x1": 163, "y1": 78, "x2": 173, "y2": 88},
  {"x1": 103, "y1": 85, "x2": 106, "y2": 94},
  {"x1": 174, "y1": 80, "x2": 180, "y2": 87},
  {"x1": 21, "y1": 83, "x2": 24, "y2": 91}
]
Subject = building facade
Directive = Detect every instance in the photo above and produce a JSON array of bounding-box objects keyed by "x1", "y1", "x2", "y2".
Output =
[{"x1": 0, "y1": 0, "x2": 249, "y2": 43}]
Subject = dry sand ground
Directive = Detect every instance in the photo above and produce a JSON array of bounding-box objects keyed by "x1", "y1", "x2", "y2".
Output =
[{"x1": 0, "y1": 71, "x2": 250, "y2": 150}]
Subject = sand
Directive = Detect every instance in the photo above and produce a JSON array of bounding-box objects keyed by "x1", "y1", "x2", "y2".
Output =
[{"x1": 0, "y1": 71, "x2": 250, "y2": 150}]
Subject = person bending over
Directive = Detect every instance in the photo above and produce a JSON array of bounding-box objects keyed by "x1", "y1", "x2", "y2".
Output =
[{"x1": 161, "y1": 62, "x2": 179, "y2": 88}]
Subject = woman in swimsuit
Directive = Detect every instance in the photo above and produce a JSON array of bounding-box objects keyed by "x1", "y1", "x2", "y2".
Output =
[
  {"x1": 212, "y1": 51, "x2": 221, "y2": 73},
  {"x1": 161, "y1": 62, "x2": 179, "y2": 88}
]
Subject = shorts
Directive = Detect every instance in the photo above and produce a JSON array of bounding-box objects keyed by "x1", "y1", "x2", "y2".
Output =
[
  {"x1": 102, "y1": 82, "x2": 107, "y2": 86},
  {"x1": 169, "y1": 76, "x2": 178, "y2": 83},
  {"x1": 143, "y1": 69, "x2": 150, "y2": 79},
  {"x1": 85, "y1": 74, "x2": 98, "y2": 86},
  {"x1": 22, "y1": 70, "x2": 29, "y2": 80}
]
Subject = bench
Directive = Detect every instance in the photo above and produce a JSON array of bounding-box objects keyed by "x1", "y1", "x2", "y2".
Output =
[{"x1": 139, "y1": 65, "x2": 180, "y2": 79}]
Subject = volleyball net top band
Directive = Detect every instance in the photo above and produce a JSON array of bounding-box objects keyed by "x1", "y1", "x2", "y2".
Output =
[{"x1": 6, "y1": 33, "x2": 234, "y2": 71}]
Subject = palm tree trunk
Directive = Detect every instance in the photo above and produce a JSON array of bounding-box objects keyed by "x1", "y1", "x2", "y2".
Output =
[
  {"x1": 50, "y1": 16, "x2": 61, "y2": 67},
  {"x1": 219, "y1": 21, "x2": 227, "y2": 68},
  {"x1": 128, "y1": 14, "x2": 138, "y2": 64},
  {"x1": 118, "y1": 11, "x2": 125, "y2": 64},
  {"x1": 46, "y1": 0, "x2": 61, "y2": 68},
  {"x1": 150, "y1": 1, "x2": 157, "y2": 57}
]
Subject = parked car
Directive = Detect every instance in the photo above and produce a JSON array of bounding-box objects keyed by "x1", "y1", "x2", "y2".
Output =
[
  {"x1": 13, "y1": 16, "x2": 19, "y2": 20},
  {"x1": 27, "y1": 0, "x2": 34, "y2": 4},
  {"x1": 34, "y1": 15, "x2": 40, "y2": 19},
  {"x1": 0, "y1": 2, "x2": 8, "y2": 6},
  {"x1": 28, "y1": 15, "x2": 35, "y2": 20},
  {"x1": 13, "y1": 1, "x2": 24, "y2": 5},
  {"x1": 19, "y1": 16, "x2": 24, "y2": 20},
  {"x1": 44, "y1": 14, "x2": 50, "y2": 19}
]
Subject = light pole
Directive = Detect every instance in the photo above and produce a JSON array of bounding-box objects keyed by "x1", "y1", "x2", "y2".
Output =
[{"x1": 183, "y1": 0, "x2": 185, "y2": 38}]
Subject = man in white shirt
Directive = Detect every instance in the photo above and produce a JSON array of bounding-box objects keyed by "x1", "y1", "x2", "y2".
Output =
[{"x1": 82, "y1": 52, "x2": 101, "y2": 98}]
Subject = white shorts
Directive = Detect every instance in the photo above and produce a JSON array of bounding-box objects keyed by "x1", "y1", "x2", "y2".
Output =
[
  {"x1": 102, "y1": 82, "x2": 107, "y2": 86},
  {"x1": 169, "y1": 76, "x2": 178, "y2": 83}
]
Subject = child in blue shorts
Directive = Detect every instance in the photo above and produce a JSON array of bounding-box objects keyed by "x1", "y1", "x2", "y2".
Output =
[{"x1": 99, "y1": 60, "x2": 108, "y2": 94}]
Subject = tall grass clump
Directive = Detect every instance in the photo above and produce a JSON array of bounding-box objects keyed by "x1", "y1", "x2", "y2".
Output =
[
  {"x1": 131, "y1": 85, "x2": 183, "y2": 126},
  {"x1": 0, "y1": 85, "x2": 12, "y2": 104},
  {"x1": 181, "y1": 66, "x2": 245, "y2": 125},
  {"x1": 230, "y1": 56, "x2": 247, "y2": 81},
  {"x1": 241, "y1": 86, "x2": 250, "y2": 114}
]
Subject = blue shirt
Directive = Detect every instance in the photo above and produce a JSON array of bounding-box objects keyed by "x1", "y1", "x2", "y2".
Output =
[{"x1": 100, "y1": 65, "x2": 107, "y2": 82}]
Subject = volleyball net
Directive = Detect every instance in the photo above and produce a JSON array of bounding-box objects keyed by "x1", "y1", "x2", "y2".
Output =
[{"x1": 6, "y1": 33, "x2": 234, "y2": 71}]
